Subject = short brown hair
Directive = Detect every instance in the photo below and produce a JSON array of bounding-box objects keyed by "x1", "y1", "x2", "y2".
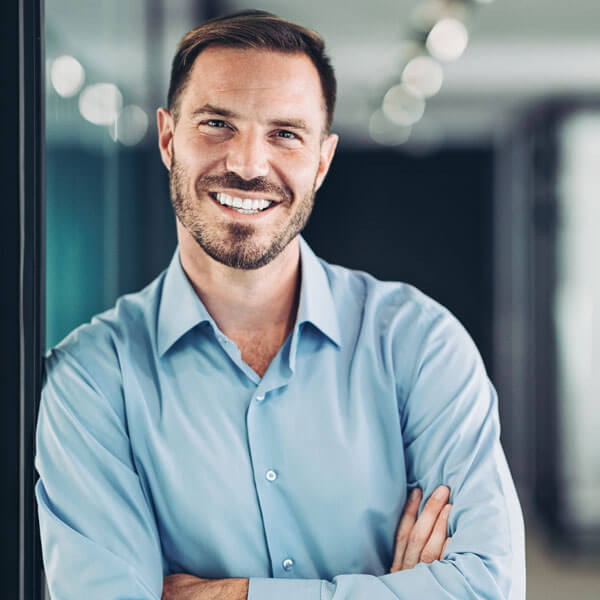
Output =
[{"x1": 167, "y1": 9, "x2": 337, "y2": 133}]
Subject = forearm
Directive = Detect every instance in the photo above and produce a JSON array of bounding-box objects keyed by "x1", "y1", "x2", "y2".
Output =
[
  {"x1": 249, "y1": 556, "x2": 519, "y2": 600},
  {"x1": 162, "y1": 574, "x2": 248, "y2": 600},
  {"x1": 167, "y1": 549, "x2": 519, "y2": 600}
]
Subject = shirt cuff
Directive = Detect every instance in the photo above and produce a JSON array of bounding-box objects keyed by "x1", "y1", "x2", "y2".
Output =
[{"x1": 248, "y1": 577, "x2": 322, "y2": 600}]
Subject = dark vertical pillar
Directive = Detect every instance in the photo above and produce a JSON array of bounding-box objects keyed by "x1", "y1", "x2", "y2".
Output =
[
  {"x1": 493, "y1": 122, "x2": 537, "y2": 500},
  {"x1": 0, "y1": 0, "x2": 22, "y2": 591},
  {"x1": 0, "y1": 0, "x2": 44, "y2": 598}
]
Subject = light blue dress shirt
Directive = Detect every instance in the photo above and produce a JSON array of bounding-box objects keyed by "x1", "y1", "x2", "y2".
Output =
[{"x1": 36, "y1": 237, "x2": 525, "y2": 600}]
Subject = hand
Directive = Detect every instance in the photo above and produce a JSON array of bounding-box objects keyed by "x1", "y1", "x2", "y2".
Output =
[
  {"x1": 162, "y1": 574, "x2": 248, "y2": 600},
  {"x1": 390, "y1": 485, "x2": 452, "y2": 572}
]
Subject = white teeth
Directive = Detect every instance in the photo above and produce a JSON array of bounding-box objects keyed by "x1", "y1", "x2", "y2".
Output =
[
  {"x1": 216, "y1": 192, "x2": 231, "y2": 206},
  {"x1": 213, "y1": 193, "x2": 274, "y2": 213}
]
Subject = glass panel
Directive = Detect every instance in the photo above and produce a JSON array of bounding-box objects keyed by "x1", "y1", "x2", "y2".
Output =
[{"x1": 45, "y1": 0, "x2": 189, "y2": 348}]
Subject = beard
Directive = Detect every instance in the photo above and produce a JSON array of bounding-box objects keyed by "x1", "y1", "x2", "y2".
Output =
[{"x1": 169, "y1": 151, "x2": 318, "y2": 270}]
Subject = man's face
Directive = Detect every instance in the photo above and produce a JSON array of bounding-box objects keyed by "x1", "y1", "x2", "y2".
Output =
[{"x1": 158, "y1": 46, "x2": 338, "y2": 270}]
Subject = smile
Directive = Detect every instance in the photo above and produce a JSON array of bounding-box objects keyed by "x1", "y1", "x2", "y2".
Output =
[{"x1": 211, "y1": 192, "x2": 274, "y2": 215}]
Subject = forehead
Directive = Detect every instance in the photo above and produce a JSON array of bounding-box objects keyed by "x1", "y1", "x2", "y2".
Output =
[{"x1": 180, "y1": 46, "x2": 326, "y2": 125}]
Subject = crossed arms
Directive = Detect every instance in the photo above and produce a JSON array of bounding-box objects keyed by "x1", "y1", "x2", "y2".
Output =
[{"x1": 162, "y1": 486, "x2": 453, "y2": 599}]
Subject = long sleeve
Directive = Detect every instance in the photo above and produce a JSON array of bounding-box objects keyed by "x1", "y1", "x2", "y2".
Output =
[
  {"x1": 248, "y1": 309, "x2": 525, "y2": 600},
  {"x1": 36, "y1": 347, "x2": 163, "y2": 600}
]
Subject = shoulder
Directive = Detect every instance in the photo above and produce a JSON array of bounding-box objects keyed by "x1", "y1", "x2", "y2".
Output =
[
  {"x1": 45, "y1": 272, "x2": 166, "y2": 404},
  {"x1": 317, "y1": 256, "x2": 481, "y2": 387},
  {"x1": 318, "y1": 256, "x2": 455, "y2": 337}
]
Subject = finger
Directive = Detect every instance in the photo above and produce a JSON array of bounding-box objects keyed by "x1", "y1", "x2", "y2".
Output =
[
  {"x1": 441, "y1": 536, "x2": 451, "y2": 559},
  {"x1": 390, "y1": 488, "x2": 422, "y2": 573},
  {"x1": 401, "y1": 485, "x2": 450, "y2": 570},
  {"x1": 420, "y1": 503, "x2": 452, "y2": 564}
]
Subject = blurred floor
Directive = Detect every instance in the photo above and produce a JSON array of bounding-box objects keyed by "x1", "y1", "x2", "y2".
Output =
[{"x1": 526, "y1": 516, "x2": 600, "y2": 599}]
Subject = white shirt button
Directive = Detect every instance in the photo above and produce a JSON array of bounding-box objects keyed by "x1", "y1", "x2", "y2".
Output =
[
  {"x1": 256, "y1": 394, "x2": 264, "y2": 402},
  {"x1": 282, "y1": 557, "x2": 294, "y2": 571},
  {"x1": 265, "y1": 469, "x2": 278, "y2": 482}
]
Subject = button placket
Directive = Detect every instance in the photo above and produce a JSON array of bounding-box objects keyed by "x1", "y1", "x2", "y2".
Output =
[{"x1": 247, "y1": 384, "x2": 299, "y2": 577}]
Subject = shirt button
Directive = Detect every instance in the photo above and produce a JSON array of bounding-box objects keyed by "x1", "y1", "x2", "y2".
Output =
[
  {"x1": 282, "y1": 557, "x2": 294, "y2": 571},
  {"x1": 265, "y1": 469, "x2": 278, "y2": 482},
  {"x1": 256, "y1": 394, "x2": 264, "y2": 402}
]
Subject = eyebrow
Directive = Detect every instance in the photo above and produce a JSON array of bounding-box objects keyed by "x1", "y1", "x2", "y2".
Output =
[
  {"x1": 190, "y1": 103, "x2": 312, "y2": 133},
  {"x1": 270, "y1": 118, "x2": 311, "y2": 133},
  {"x1": 190, "y1": 103, "x2": 239, "y2": 119}
]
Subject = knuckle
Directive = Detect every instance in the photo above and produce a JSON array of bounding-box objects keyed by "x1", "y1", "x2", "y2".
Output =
[
  {"x1": 422, "y1": 504, "x2": 439, "y2": 517},
  {"x1": 425, "y1": 497, "x2": 444, "y2": 511},
  {"x1": 420, "y1": 549, "x2": 437, "y2": 563},
  {"x1": 402, "y1": 557, "x2": 416, "y2": 570},
  {"x1": 408, "y1": 530, "x2": 422, "y2": 546}
]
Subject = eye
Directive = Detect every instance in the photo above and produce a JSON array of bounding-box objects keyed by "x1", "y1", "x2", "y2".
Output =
[
  {"x1": 204, "y1": 119, "x2": 229, "y2": 129},
  {"x1": 276, "y1": 130, "x2": 297, "y2": 139}
]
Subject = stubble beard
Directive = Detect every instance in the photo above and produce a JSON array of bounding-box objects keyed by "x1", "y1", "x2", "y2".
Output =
[{"x1": 169, "y1": 152, "x2": 317, "y2": 270}]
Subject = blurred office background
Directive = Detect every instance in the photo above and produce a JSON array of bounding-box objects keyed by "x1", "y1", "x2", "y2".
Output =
[{"x1": 45, "y1": 0, "x2": 600, "y2": 597}]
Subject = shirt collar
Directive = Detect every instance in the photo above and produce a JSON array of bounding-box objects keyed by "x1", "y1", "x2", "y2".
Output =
[
  {"x1": 157, "y1": 237, "x2": 341, "y2": 357},
  {"x1": 296, "y1": 236, "x2": 341, "y2": 347},
  {"x1": 157, "y1": 249, "x2": 213, "y2": 357}
]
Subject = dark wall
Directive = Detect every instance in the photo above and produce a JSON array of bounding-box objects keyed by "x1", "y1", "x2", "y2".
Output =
[{"x1": 303, "y1": 148, "x2": 494, "y2": 373}]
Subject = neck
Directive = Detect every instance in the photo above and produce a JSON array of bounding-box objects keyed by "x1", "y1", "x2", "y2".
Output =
[{"x1": 177, "y1": 223, "x2": 301, "y2": 341}]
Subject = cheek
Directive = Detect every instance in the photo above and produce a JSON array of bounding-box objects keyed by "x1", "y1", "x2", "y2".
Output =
[
  {"x1": 178, "y1": 134, "x2": 224, "y2": 168},
  {"x1": 277, "y1": 150, "x2": 322, "y2": 190}
]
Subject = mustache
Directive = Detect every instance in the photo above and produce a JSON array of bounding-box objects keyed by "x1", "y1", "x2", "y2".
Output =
[{"x1": 196, "y1": 173, "x2": 292, "y2": 202}]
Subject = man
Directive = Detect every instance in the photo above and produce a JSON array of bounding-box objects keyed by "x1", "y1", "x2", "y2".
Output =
[{"x1": 36, "y1": 10, "x2": 525, "y2": 600}]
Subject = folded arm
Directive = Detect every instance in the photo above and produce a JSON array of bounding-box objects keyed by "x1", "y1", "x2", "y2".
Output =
[
  {"x1": 36, "y1": 348, "x2": 164, "y2": 599},
  {"x1": 163, "y1": 485, "x2": 453, "y2": 599}
]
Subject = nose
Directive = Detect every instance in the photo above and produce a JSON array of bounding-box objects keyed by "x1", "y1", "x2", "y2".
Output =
[{"x1": 225, "y1": 129, "x2": 270, "y2": 180}]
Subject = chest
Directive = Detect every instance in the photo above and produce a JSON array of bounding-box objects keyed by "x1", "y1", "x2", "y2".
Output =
[
  {"x1": 234, "y1": 331, "x2": 286, "y2": 377},
  {"x1": 128, "y1": 344, "x2": 407, "y2": 578}
]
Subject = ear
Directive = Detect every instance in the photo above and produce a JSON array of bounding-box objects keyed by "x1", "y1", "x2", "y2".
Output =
[
  {"x1": 157, "y1": 108, "x2": 175, "y2": 171},
  {"x1": 314, "y1": 133, "x2": 339, "y2": 192}
]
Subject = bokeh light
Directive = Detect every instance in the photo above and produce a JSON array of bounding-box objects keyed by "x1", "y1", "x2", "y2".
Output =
[
  {"x1": 369, "y1": 109, "x2": 412, "y2": 146},
  {"x1": 116, "y1": 105, "x2": 149, "y2": 146},
  {"x1": 402, "y1": 56, "x2": 444, "y2": 98},
  {"x1": 78, "y1": 83, "x2": 123, "y2": 126},
  {"x1": 382, "y1": 83, "x2": 426, "y2": 127},
  {"x1": 50, "y1": 55, "x2": 85, "y2": 98},
  {"x1": 426, "y1": 18, "x2": 469, "y2": 62}
]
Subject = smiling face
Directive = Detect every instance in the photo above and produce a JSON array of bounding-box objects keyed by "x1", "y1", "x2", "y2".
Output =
[{"x1": 157, "y1": 46, "x2": 338, "y2": 270}]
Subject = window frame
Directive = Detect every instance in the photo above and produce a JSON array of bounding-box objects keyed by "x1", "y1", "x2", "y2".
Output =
[{"x1": 1, "y1": 0, "x2": 45, "y2": 597}]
